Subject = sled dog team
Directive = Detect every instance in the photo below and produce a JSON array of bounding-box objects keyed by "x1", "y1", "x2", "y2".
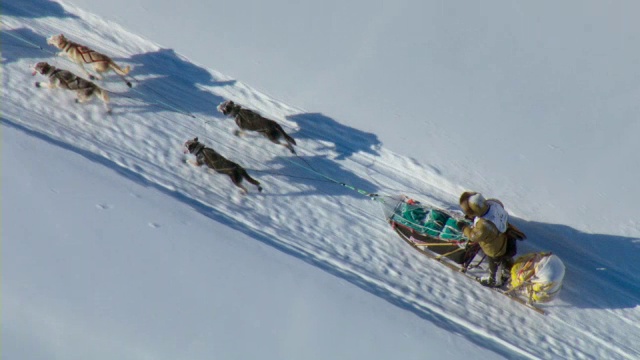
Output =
[
  {"x1": 32, "y1": 34, "x2": 297, "y2": 194},
  {"x1": 32, "y1": 34, "x2": 564, "y2": 293}
]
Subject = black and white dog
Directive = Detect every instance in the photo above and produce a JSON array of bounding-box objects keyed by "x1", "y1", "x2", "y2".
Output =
[
  {"x1": 184, "y1": 137, "x2": 262, "y2": 194},
  {"x1": 32, "y1": 62, "x2": 111, "y2": 113},
  {"x1": 217, "y1": 100, "x2": 297, "y2": 154}
]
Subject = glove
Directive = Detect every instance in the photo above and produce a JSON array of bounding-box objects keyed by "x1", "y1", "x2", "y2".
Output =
[
  {"x1": 462, "y1": 224, "x2": 473, "y2": 238},
  {"x1": 457, "y1": 220, "x2": 469, "y2": 231}
]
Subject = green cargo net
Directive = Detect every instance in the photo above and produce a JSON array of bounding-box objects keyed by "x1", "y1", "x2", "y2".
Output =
[{"x1": 391, "y1": 202, "x2": 467, "y2": 241}]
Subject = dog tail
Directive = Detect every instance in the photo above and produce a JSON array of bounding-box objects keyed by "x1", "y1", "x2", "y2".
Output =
[
  {"x1": 242, "y1": 170, "x2": 263, "y2": 192},
  {"x1": 109, "y1": 62, "x2": 133, "y2": 87},
  {"x1": 110, "y1": 62, "x2": 131, "y2": 76}
]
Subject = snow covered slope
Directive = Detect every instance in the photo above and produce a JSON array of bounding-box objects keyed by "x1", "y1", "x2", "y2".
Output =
[
  {"x1": 5, "y1": 122, "x2": 507, "y2": 360},
  {"x1": 3, "y1": 1, "x2": 640, "y2": 359}
]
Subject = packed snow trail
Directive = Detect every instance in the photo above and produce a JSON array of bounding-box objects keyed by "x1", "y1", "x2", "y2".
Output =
[{"x1": 3, "y1": 1, "x2": 640, "y2": 359}]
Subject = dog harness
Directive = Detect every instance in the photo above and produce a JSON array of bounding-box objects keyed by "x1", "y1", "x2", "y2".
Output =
[
  {"x1": 224, "y1": 103, "x2": 261, "y2": 131},
  {"x1": 190, "y1": 142, "x2": 224, "y2": 168},
  {"x1": 46, "y1": 67, "x2": 94, "y2": 91},
  {"x1": 62, "y1": 39, "x2": 109, "y2": 64},
  {"x1": 188, "y1": 142, "x2": 206, "y2": 156},
  {"x1": 195, "y1": 145, "x2": 238, "y2": 172},
  {"x1": 227, "y1": 104, "x2": 241, "y2": 117},
  {"x1": 234, "y1": 108, "x2": 276, "y2": 134}
]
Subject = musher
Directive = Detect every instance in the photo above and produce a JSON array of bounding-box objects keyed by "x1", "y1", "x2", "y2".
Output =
[{"x1": 459, "y1": 191, "x2": 519, "y2": 287}]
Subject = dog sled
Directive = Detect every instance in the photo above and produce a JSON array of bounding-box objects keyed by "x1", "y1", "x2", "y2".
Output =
[
  {"x1": 382, "y1": 195, "x2": 479, "y2": 267},
  {"x1": 381, "y1": 195, "x2": 565, "y2": 314}
]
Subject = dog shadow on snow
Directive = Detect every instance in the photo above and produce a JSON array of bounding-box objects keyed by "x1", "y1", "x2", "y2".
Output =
[
  {"x1": 511, "y1": 219, "x2": 640, "y2": 310},
  {"x1": 286, "y1": 113, "x2": 381, "y2": 160},
  {"x1": 3, "y1": 119, "x2": 543, "y2": 360},
  {"x1": 1, "y1": 31, "x2": 232, "y2": 118},
  {"x1": 2, "y1": 28, "x2": 51, "y2": 65},
  {"x1": 260, "y1": 154, "x2": 378, "y2": 198},
  {"x1": 116, "y1": 49, "x2": 235, "y2": 117},
  {"x1": 11, "y1": 119, "x2": 635, "y2": 360},
  {"x1": 3, "y1": 0, "x2": 78, "y2": 19}
]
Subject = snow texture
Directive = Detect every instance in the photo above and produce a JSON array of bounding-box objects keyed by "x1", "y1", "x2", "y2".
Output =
[{"x1": 3, "y1": 0, "x2": 640, "y2": 359}]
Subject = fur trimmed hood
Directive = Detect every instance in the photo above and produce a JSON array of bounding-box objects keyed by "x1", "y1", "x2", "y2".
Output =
[{"x1": 459, "y1": 191, "x2": 489, "y2": 217}]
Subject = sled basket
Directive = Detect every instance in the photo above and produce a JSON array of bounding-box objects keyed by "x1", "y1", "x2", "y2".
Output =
[{"x1": 385, "y1": 196, "x2": 477, "y2": 265}]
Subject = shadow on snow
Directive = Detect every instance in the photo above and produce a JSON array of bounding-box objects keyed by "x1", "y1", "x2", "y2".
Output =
[
  {"x1": 514, "y1": 219, "x2": 640, "y2": 310},
  {"x1": 1, "y1": 28, "x2": 51, "y2": 64},
  {"x1": 255, "y1": 154, "x2": 378, "y2": 199},
  {"x1": 2, "y1": 0, "x2": 78, "y2": 19},
  {"x1": 1, "y1": 32, "x2": 233, "y2": 119},
  {"x1": 21, "y1": 118, "x2": 639, "y2": 359},
  {"x1": 286, "y1": 112, "x2": 381, "y2": 160},
  {"x1": 4, "y1": 118, "x2": 531, "y2": 360},
  {"x1": 120, "y1": 49, "x2": 235, "y2": 117},
  {"x1": 6, "y1": 119, "x2": 640, "y2": 357}
]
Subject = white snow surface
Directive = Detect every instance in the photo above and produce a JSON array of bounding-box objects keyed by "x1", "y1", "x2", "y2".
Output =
[{"x1": 3, "y1": 1, "x2": 640, "y2": 359}]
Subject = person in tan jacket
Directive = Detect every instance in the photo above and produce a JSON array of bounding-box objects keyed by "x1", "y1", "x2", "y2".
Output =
[{"x1": 459, "y1": 191, "x2": 519, "y2": 287}]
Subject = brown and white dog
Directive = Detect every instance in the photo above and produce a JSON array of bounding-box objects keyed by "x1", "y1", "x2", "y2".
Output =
[
  {"x1": 184, "y1": 137, "x2": 262, "y2": 194},
  {"x1": 47, "y1": 34, "x2": 132, "y2": 87},
  {"x1": 33, "y1": 62, "x2": 111, "y2": 113},
  {"x1": 217, "y1": 100, "x2": 297, "y2": 154}
]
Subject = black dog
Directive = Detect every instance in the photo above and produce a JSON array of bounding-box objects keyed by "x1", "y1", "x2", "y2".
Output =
[
  {"x1": 184, "y1": 137, "x2": 262, "y2": 194},
  {"x1": 217, "y1": 100, "x2": 297, "y2": 154}
]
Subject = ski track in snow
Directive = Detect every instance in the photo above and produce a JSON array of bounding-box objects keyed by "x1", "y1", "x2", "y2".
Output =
[{"x1": 3, "y1": 1, "x2": 640, "y2": 359}]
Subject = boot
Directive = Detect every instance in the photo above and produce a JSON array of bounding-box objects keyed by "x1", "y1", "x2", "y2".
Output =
[
  {"x1": 500, "y1": 269, "x2": 511, "y2": 286},
  {"x1": 500, "y1": 258, "x2": 514, "y2": 286},
  {"x1": 480, "y1": 276, "x2": 497, "y2": 287}
]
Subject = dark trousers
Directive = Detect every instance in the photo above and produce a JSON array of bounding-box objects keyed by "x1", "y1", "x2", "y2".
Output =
[{"x1": 488, "y1": 238, "x2": 517, "y2": 279}]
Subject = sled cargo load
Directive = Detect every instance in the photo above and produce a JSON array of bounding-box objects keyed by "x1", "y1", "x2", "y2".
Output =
[
  {"x1": 511, "y1": 252, "x2": 566, "y2": 303},
  {"x1": 382, "y1": 195, "x2": 479, "y2": 267}
]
